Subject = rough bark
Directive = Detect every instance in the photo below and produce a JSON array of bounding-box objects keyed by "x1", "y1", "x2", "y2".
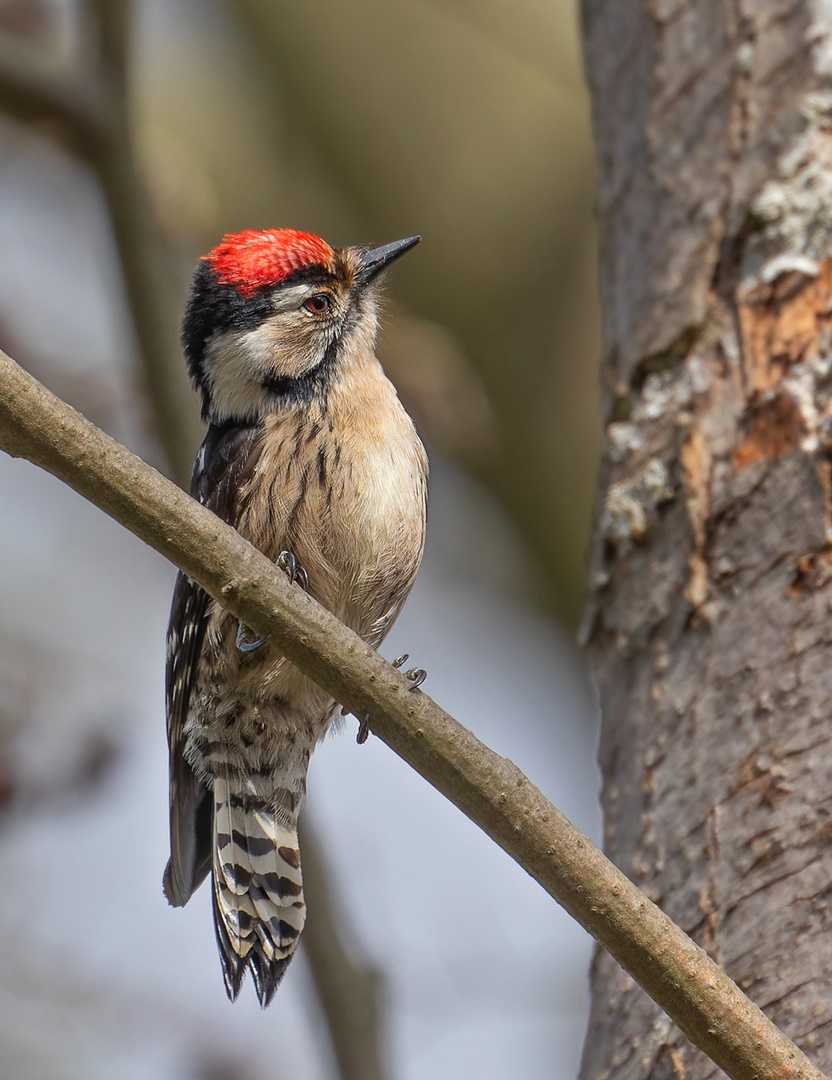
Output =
[{"x1": 582, "y1": 1, "x2": 832, "y2": 1077}]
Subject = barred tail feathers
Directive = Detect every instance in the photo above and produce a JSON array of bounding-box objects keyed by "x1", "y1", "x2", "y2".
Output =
[{"x1": 212, "y1": 776, "x2": 306, "y2": 1006}]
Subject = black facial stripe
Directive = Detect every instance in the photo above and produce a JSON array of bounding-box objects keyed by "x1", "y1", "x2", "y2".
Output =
[
  {"x1": 181, "y1": 261, "x2": 335, "y2": 420},
  {"x1": 181, "y1": 259, "x2": 353, "y2": 420},
  {"x1": 182, "y1": 262, "x2": 274, "y2": 420},
  {"x1": 262, "y1": 333, "x2": 340, "y2": 408}
]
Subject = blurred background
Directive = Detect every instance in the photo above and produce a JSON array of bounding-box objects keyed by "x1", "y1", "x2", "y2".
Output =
[{"x1": 0, "y1": 1, "x2": 603, "y2": 1078}]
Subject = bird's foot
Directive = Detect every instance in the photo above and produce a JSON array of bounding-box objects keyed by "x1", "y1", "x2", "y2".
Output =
[
  {"x1": 276, "y1": 550, "x2": 309, "y2": 591},
  {"x1": 236, "y1": 621, "x2": 269, "y2": 653},
  {"x1": 354, "y1": 655, "x2": 427, "y2": 745},
  {"x1": 236, "y1": 549, "x2": 309, "y2": 653},
  {"x1": 393, "y1": 653, "x2": 427, "y2": 691}
]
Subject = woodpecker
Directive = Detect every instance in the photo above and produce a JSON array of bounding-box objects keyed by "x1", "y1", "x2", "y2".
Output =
[{"x1": 164, "y1": 228, "x2": 428, "y2": 1005}]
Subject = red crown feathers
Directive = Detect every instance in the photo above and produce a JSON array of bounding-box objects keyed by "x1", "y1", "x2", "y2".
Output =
[{"x1": 205, "y1": 228, "x2": 335, "y2": 298}]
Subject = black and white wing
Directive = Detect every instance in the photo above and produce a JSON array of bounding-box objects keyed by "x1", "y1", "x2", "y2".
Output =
[{"x1": 163, "y1": 422, "x2": 263, "y2": 906}]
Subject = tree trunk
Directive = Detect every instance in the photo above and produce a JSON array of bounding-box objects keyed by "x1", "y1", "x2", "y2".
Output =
[{"x1": 581, "y1": 3, "x2": 832, "y2": 1076}]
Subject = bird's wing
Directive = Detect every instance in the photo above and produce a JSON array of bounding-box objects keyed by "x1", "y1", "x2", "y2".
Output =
[{"x1": 163, "y1": 422, "x2": 263, "y2": 906}]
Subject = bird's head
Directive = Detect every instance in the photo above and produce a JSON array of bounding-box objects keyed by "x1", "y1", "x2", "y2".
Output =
[{"x1": 182, "y1": 227, "x2": 420, "y2": 424}]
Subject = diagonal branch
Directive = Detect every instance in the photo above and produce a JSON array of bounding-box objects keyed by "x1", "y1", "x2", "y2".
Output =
[{"x1": 0, "y1": 346, "x2": 825, "y2": 1080}]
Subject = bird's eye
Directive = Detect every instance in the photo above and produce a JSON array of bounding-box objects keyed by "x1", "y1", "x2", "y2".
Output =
[{"x1": 304, "y1": 294, "x2": 331, "y2": 314}]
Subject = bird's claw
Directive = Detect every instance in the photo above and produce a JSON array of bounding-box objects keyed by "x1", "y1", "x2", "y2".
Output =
[
  {"x1": 405, "y1": 667, "x2": 427, "y2": 690},
  {"x1": 276, "y1": 550, "x2": 309, "y2": 591},
  {"x1": 236, "y1": 550, "x2": 309, "y2": 653},
  {"x1": 393, "y1": 653, "x2": 427, "y2": 691},
  {"x1": 236, "y1": 622, "x2": 269, "y2": 653},
  {"x1": 353, "y1": 655, "x2": 427, "y2": 744}
]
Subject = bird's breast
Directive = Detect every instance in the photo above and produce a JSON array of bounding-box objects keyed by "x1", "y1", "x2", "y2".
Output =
[{"x1": 240, "y1": 360, "x2": 426, "y2": 638}]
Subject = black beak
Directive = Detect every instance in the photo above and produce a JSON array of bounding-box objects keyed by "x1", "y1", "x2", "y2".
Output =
[{"x1": 358, "y1": 235, "x2": 421, "y2": 284}]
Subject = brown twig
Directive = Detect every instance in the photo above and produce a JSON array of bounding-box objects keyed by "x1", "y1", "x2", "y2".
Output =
[{"x1": 0, "y1": 348, "x2": 825, "y2": 1080}]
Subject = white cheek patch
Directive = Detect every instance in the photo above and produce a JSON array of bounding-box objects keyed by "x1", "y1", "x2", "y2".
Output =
[
  {"x1": 203, "y1": 327, "x2": 321, "y2": 421},
  {"x1": 202, "y1": 330, "x2": 271, "y2": 421}
]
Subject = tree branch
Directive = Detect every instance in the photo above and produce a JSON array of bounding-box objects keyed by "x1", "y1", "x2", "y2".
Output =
[{"x1": 0, "y1": 346, "x2": 825, "y2": 1080}]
